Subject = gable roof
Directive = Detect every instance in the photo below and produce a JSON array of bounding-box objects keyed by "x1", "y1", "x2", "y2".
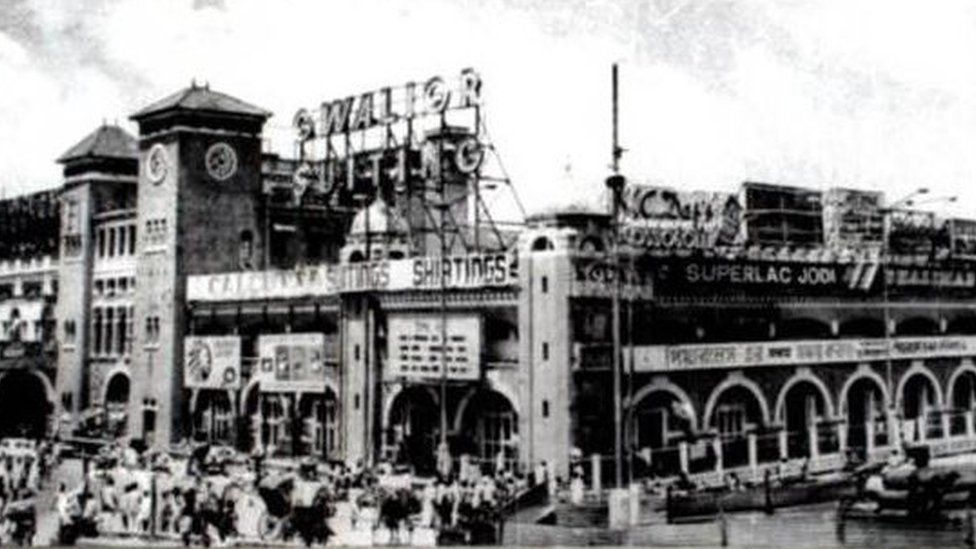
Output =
[
  {"x1": 57, "y1": 124, "x2": 138, "y2": 164},
  {"x1": 130, "y1": 84, "x2": 270, "y2": 121}
]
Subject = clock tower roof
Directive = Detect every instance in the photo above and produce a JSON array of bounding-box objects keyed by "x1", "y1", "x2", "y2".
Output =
[{"x1": 130, "y1": 82, "x2": 271, "y2": 122}]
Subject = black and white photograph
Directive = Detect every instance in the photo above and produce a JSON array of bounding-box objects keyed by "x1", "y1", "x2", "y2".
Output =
[{"x1": 3, "y1": 1, "x2": 976, "y2": 546}]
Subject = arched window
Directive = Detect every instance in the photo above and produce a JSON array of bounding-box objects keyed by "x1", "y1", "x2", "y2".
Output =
[{"x1": 348, "y1": 250, "x2": 365, "y2": 263}]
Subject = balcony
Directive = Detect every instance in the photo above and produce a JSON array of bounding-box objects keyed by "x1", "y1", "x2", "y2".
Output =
[{"x1": 0, "y1": 256, "x2": 56, "y2": 279}]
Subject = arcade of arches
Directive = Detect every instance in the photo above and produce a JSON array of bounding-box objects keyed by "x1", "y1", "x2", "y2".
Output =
[
  {"x1": 385, "y1": 386, "x2": 519, "y2": 475},
  {"x1": 236, "y1": 388, "x2": 340, "y2": 458},
  {"x1": 187, "y1": 383, "x2": 518, "y2": 472},
  {"x1": 629, "y1": 363, "x2": 976, "y2": 478}
]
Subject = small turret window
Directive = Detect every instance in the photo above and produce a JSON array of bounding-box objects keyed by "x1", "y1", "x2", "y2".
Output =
[{"x1": 531, "y1": 236, "x2": 554, "y2": 252}]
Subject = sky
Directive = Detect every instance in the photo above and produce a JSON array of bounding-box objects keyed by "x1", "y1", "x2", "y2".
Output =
[{"x1": 2, "y1": 0, "x2": 976, "y2": 219}]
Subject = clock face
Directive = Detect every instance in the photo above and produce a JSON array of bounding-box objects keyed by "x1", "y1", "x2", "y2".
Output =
[
  {"x1": 146, "y1": 144, "x2": 168, "y2": 184},
  {"x1": 205, "y1": 142, "x2": 238, "y2": 181}
]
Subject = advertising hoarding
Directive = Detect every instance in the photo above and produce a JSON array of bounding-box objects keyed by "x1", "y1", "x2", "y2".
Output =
[
  {"x1": 256, "y1": 333, "x2": 331, "y2": 393},
  {"x1": 620, "y1": 185, "x2": 741, "y2": 249},
  {"x1": 187, "y1": 251, "x2": 517, "y2": 303},
  {"x1": 386, "y1": 314, "x2": 481, "y2": 381},
  {"x1": 887, "y1": 209, "x2": 949, "y2": 255},
  {"x1": 950, "y1": 218, "x2": 976, "y2": 258},
  {"x1": 822, "y1": 188, "x2": 884, "y2": 249},
  {"x1": 742, "y1": 182, "x2": 823, "y2": 246},
  {"x1": 629, "y1": 336, "x2": 976, "y2": 372},
  {"x1": 572, "y1": 257, "x2": 654, "y2": 298},
  {"x1": 652, "y1": 257, "x2": 869, "y2": 296},
  {"x1": 289, "y1": 69, "x2": 484, "y2": 203},
  {"x1": 184, "y1": 336, "x2": 241, "y2": 390}
]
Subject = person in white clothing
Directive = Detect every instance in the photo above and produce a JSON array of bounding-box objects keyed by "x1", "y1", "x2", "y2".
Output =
[
  {"x1": 570, "y1": 465, "x2": 585, "y2": 505},
  {"x1": 420, "y1": 482, "x2": 436, "y2": 528},
  {"x1": 136, "y1": 490, "x2": 153, "y2": 534},
  {"x1": 55, "y1": 484, "x2": 75, "y2": 538}
]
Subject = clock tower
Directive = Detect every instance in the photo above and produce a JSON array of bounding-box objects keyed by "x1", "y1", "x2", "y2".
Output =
[{"x1": 127, "y1": 83, "x2": 270, "y2": 446}]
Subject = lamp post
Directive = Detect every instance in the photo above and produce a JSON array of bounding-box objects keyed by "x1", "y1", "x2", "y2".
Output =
[
  {"x1": 880, "y1": 187, "x2": 950, "y2": 449},
  {"x1": 606, "y1": 62, "x2": 626, "y2": 489}
]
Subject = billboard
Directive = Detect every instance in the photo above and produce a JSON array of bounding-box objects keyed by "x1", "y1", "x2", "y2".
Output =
[
  {"x1": 256, "y1": 333, "x2": 331, "y2": 393},
  {"x1": 950, "y1": 218, "x2": 976, "y2": 258},
  {"x1": 290, "y1": 69, "x2": 484, "y2": 203},
  {"x1": 188, "y1": 251, "x2": 518, "y2": 302},
  {"x1": 620, "y1": 185, "x2": 741, "y2": 249},
  {"x1": 742, "y1": 182, "x2": 823, "y2": 246},
  {"x1": 386, "y1": 314, "x2": 481, "y2": 381},
  {"x1": 887, "y1": 209, "x2": 949, "y2": 255},
  {"x1": 572, "y1": 257, "x2": 654, "y2": 298},
  {"x1": 631, "y1": 336, "x2": 976, "y2": 372},
  {"x1": 184, "y1": 336, "x2": 241, "y2": 390},
  {"x1": 822, "y1": 188, "x2": 884, "y2": 249}
]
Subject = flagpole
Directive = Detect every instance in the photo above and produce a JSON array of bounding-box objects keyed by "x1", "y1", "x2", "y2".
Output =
[{"x1": 607, "y1": 63, "x2": 626, "y2": 489}]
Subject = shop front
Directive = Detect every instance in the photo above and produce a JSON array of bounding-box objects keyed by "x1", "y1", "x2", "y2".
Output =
[
  {"x1": 185, "y1": 335, "x2": 242, "y2": 446},
  {"x1": 380, "y1": 311, "x2": 520, "y2": 474},
  {"x1": 248, "y1": 332, "x2": 339, "y2": 458}
]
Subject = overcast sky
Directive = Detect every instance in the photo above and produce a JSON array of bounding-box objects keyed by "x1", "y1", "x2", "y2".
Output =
[{"x1": 2, "y1": 0, "x2": 976, "y2": 219}]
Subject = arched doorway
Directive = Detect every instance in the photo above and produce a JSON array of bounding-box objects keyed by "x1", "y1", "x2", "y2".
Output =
[
  {"x1": 779, "y1": 381, "x2": 829, "y2": 458},
  {"x1": 387, "y1": 387, "x2": 438, "y2": 475},
  {"x1": 458, "y1": 390, "x2": 518, "y2": 474},
  {"x1": 0, "y1": 371, "x2": 51, "y2": 439},
  {"x1": 245, "y1": 393, "x2": 291, "y2": 457},
  {"x1": 194, "y1": 391, "x2": 234, "y2": 445},
  {"x1": 838, "y1": 317, "x2": 885, "y2": 338},
  {"x1": 949, "y1": 369, "x2": 976, "y2": 436},
  {"x1": 777, "y1": 318, "x2": 832, "y2": 340},
  {"x1": 104, "y1": 373, "x2": 130, "y2": 438},
  {"x1": 299, "y1": 390, "x2": 339, "y2": 459},
  {"x1": 844, "y1": 377, "x2": 888, "y2": 457},
  {"x1": 896, "y1": 317, "x2": 940, "y2": 336},
  {"x1": 631, "y1": 389, "x2": 693, "y2": 478},
  {"x1": 708, "y1": 385, "x2": 767, "y2": 470},
  {"x1": 901, "y1": 372, "x2": 941, "y2": 442}
]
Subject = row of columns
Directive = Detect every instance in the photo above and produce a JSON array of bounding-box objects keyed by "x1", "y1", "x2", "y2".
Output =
[
  {"x1": 672, "y1": 409, "x2": 976, "y2": 475},
  {"x1": 245, "y1": 392, "x2": 341, "y2": 458}
]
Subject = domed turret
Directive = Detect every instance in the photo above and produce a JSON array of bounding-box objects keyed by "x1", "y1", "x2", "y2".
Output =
[
  {"x1": 342, "y1": 198, "x2": 410, "y2": 262},
  {"x1": 348, "y1": 198, "x2": 408, "y2": 239}
]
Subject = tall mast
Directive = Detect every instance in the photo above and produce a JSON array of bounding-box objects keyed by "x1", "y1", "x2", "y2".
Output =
[{"x1": 607, "y1": 63, "x2": 626, "y2": 488}]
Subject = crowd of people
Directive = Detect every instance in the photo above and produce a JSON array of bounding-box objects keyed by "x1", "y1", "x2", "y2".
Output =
[
  {"x1": 48, "y1": 440, "x2": 544, "y2": 546},
  {"x1": 0, "y1": 440, "x2": 53, "y2": 546}
]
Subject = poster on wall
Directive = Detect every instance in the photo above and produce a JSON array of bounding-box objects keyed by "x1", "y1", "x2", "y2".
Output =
[
  {"x1": 620, "y1": 185, "x2": 741, "y2": 249},
  {"x1": 256, "y1": 333, "x2": 330, "y2": 393},
  {"x1": 184, "y1": 336, "x2": 241, "y2": 390},
  {"x1": 386, "y1": 314, "x2": 481, "y2": 381}
]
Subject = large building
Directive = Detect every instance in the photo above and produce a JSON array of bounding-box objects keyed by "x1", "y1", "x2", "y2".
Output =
[{"x1": 4, "y1": 74, "x2": 976, "y2": 486}]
